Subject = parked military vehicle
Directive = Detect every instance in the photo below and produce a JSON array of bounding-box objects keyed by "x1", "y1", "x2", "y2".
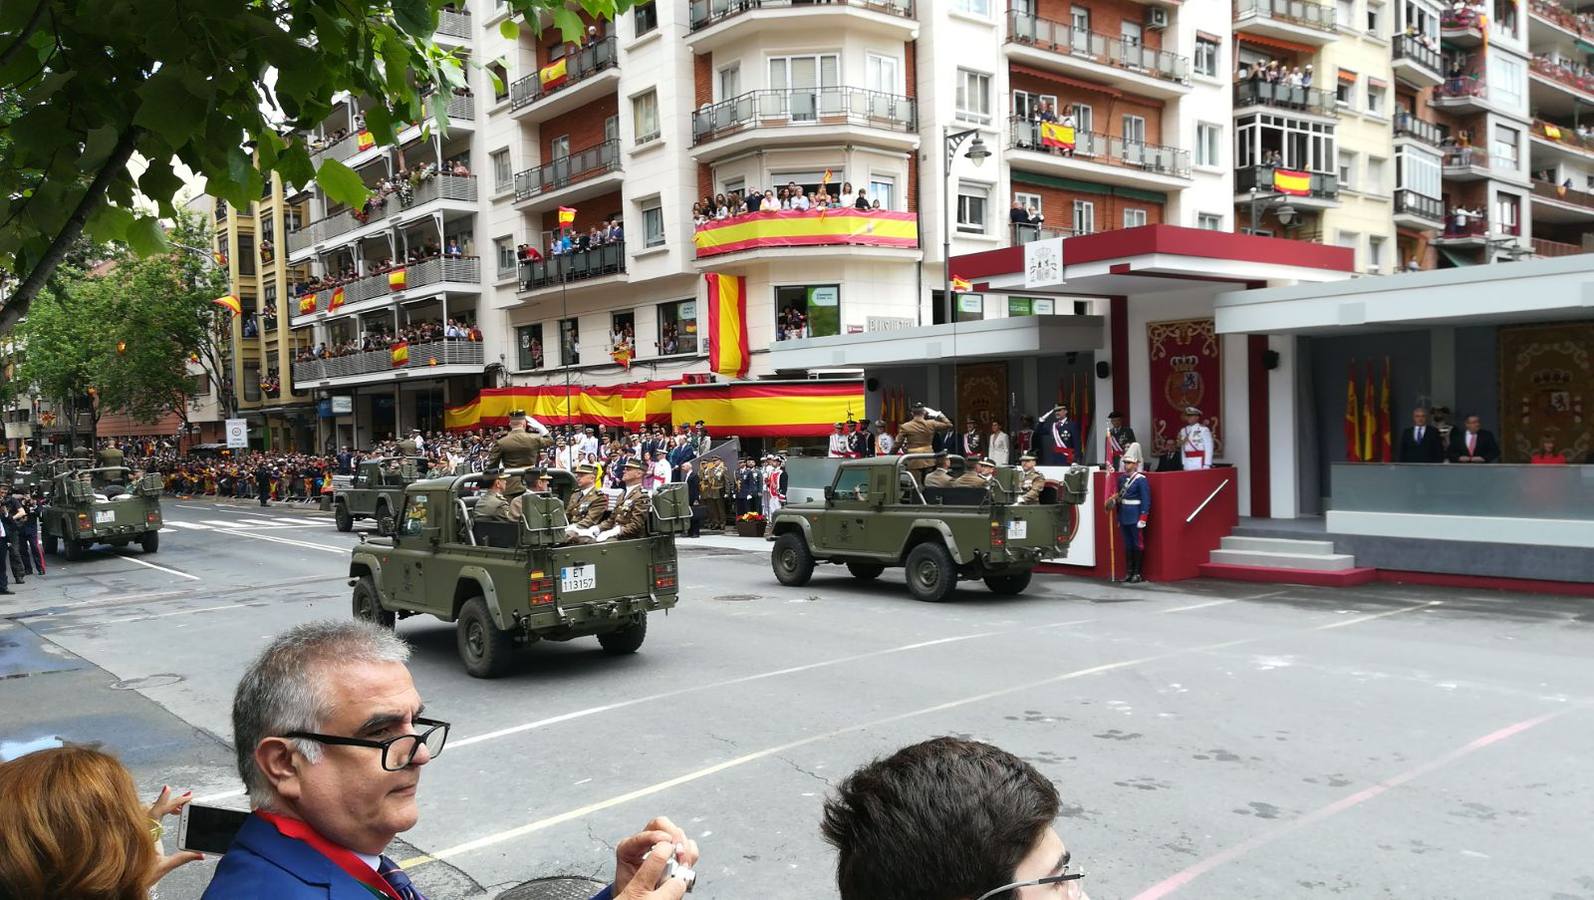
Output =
[
  {"x1": 768, "y1": 454, "x2": 1088, "y2": 602},
  {"x1": 40, "y1": 466, "x2": 165, "y2": 559},
  {"x1": 349, "y1": 468, "x2": 691, "y2": 678},
  {"x1": 333, "y1": 457, "x2": 426, "y2": 534}
]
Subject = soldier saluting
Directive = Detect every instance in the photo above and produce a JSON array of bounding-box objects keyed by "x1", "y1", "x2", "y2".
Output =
[
  {"x1": 488, "y1": 409, "x2": 553, "y2": 493},
  {"x1": 897, "y1": 402, "x2": 952, "y2": 480},
  {"x1": 1033, "y1": 403, "x2": 1080, "y2": 465}
]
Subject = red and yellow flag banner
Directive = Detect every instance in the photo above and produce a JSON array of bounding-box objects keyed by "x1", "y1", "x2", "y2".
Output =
[
  {"x1": 705, "y1": 273, "x2": 749, "y2": 380},
  {"x1": 692, "y1": 209, "x2": 917, "y2": 258},
  {"x1": 1361, "y1": 360, "x2": 1377, "y2": 463},
  {"x1": 1345, "y1": 359, "x2": 1361, "y2": 461},
  {"x1": 328, "y1": 286, "x2": 346, "y2": 312},
  {"x1": 445, "y1": 380, "x2": 679, "y2": 430},
  {"x1": 539, "y1": 57, "x2": 568, "y2": 89},
  {"x1": 1379, "y1": 355, "x2": 1392, "y2": 463},
  {"x1": 1273, "y1": 168, "x2": 1312, "y2": 196},
  {"x1": 388, "y1": 268, "x2": 407, "y2": 290},
  {"x1": 611, "y1": 342, "x2": 633, "y2": 370},
  {"x1": 212, "y1": 294, "x2": 242, "y2": 317},
  {"x1": 297, "y1": 295, "x2": 318, "y2": 315},
  {"x1": 391, "y1": 341, "x2": 410, "y2": 368},
  {"x1": 356, "y1": 130, "x2": 375, "y2": 151},
  {"x1": 1040, "y1": 121, "x2": 1076, "y2": 150},
  {"x1": 951, "y1": 275, "x2": 973, "y2": 292},
  {"x1": 557, "y1": 206, "x2": 577, "y2": 228}
]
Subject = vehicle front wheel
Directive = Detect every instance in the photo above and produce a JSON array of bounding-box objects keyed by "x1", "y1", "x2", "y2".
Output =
[
  {"x1": 456, "y1": 597, "x2": 514, "y2": 679},
  {"x1": 63, "y1": 538, "x2": 85, "y2": 561},
  {"x1": 597, "y1": 615, "x2": 647, "y2": 655},
  {"x1": 905, "y1": 542, "x2": 956, "y2": 603},
  {"x1": 140, "y1": 532, "x2": 159, "y2": 554},
  {"x1": 334, "y1": 503, "x2": 353, "y2": 532},
  {"x1": 846, "y1": 562, "x2": 885, "y2": 581},
  {"x1": 983, "y1": 571, "x2": 1033, "y2": 596},
  {"x1": 771, "y1": 532, "x2": 815, "y2": 587},
  {"x1": 352, "y1": 576, "x2": 395, "y2": 629}
]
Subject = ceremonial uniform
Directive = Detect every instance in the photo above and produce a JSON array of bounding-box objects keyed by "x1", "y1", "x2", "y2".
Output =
[
  {"x1": 828, "y1": 426, "x2": 850, "y2": 458},
  {"x1": 1017, "y1": 466, "x2": 1047, "y2": 504},
  {"x1": 848, "y1": 425, "x2": 872, "y2": 458},
  {"x1": 1112, "y1": 467, "x2": 1151, "y2": 582},
  {"x1": 396, "y1": 438, "x2": 420, "y2": 456},
  {"x1": 97, "y1": 445, "x2": 125, "y2": 469},
  {"x1": 601, "y1": 485, "x2": 651, "y2": 539},
  {"x1": 952, "y1": 470, "x2": 988, "y2": 488},
  {"x1": 1034, "y1": 409, "x2": 1081, "y2": 465},
  {"x1": 1176, "y1": 412, "x2": 1214, "y2": 470},
  {"x1": 897, "y1": 411, "x2": 952, "y2": 476},
  {"x1": 736, "y1": 463, "x2": 762, "y2": 517},
  {"x1": 700, "y1": 461, "x2": 726, "y2": 530},
  {"x1": 1104, "y1": 419, "x2": 1137, "y2": 471},
  {"x1": 565, "y1": 484, "x2": 610, "y2": 529},
  {"x1": 489, "y1": 426, "x2": 553, "y2": 492}
]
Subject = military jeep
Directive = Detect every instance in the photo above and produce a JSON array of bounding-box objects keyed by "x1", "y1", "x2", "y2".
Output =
[
  {"x1": 333, "y1": 457, "x2": 426, "y2": 535},
  {"x1": 40, "y1": 466, "x2": 165, "y2": 560},
  {"x1": 768, "y1": 454, "x2": 1088, "y2": 602},
  {"x1": 348, "y1": 468, "x2": 691, "y2": 678}
]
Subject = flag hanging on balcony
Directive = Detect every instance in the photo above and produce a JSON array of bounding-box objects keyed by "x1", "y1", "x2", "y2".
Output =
[
  {"x1": 539, "y1": 57, "x2": 568, "y2": 90},
  {"x1": 1379, "y1": 356, "x2": 1392, "y2": 462},
  {"x1": 356, "y1": 130, "x2": 375, "y2": 151},
  {"x1": 951, "y1": 275, "x2": 972, "y2": 292},
  {"x1": 211, "y1": 294, "x2": 242, "y2": 317},
  {"x1": 328, "y1": 286, "x2": 346, "y2": 312},
  {"x1": 557, "y1": 206, "x2": 577, "y2": 228},
  {"x1": 822, "y1": 169, "x2": 833, "y2": 187},
  {"x1": 391, "y1": 341, "x2": 410, "y2": 368},
  {"x1": 611, "y1": 341, "x2": 633, "y2": 370},
  {"x1": 693, "y1": 209, "x2": 919, "y2": 258},
  {"x1": 388, "y1": 268, "x2": 407, "y2": 290},
  {"x1": 705, "y1": 273, "x2": 749, "y2": 379},
  {"x1": 1273, "y1": 168, "x2": 1312, "y2": 196},
  {"x1": 1344, "y1": 360, "x2": 1361, "y2": 461},
  {"x1": 298, "y1": 295, "x2": 317, "y2": 315},
  {"x1": 1040, "y1": 121, "x2": 1076, "y2": 151},
  {"x1": 1362, "y1": 360, "x2": 1377, "y2": 463}
]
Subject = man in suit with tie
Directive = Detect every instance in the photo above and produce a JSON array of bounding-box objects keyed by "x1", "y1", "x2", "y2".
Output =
[
  {"x1": 205, "y1": 620, "x2": 699, "y2": 900},
  {"x1": 1447, "y1": 413, "x2": 1500, "y2": 463},
  {"x1": 1396, "y1": 407, "x2": 1445, "y2": 463}
]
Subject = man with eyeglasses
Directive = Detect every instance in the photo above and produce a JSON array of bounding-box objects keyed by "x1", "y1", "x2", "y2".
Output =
[
  {"x1": 821, "y1": 737, "x2": 1087, "y2": 900},
  {"x1": 205, "y1": 620, "x2": 699, "y2": 899}
]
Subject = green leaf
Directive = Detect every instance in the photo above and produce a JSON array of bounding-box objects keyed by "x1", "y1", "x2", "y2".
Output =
[
  {"x1": 500, "y1": 18, "x2": 520, "y2": 39},
  {"x1": 132, "y1": 67, "x2": 206, "y2": 150},
  {"x1": 365, "y1": 104, "x2": 396, "y2": 146},
  {"x1": 391, "y1": 0, "x2": 431, "y2": 36},
  {"x1": 551, "y1": 8, "x2": 585, "y2": 43},
  {"x1": 126, "y1": 216, "x2": 168, "y2": 257},
  {"x1": 138, "y1": 159, "x2": 184, "y2": 210},
  {"x1": 314, "y1": 158, "x2": 369, "y2": 208},
  {"x1": 85, "y1": 204, "x2": 135, "y2": 244},
  {"x1": 278, "y1": 142, "x2": 315, "y2": 191},
  {"x1": 80, "y1": 126, "x2": 120, "y2": 171}
]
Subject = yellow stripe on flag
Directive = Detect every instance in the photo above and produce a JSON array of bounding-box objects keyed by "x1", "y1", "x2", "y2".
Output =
[
  {"x1": 706, "y1": 273, "x2": 749, "y2": 379},
  {"x1": 539, "y1": 58, "x2": 568, "y2": 88},
  {"x1": 1040, "y1": 121, "x2": 1076, "y2": 149},
  {"x1": 692, "y1": 210, "x2": 918, "y2": 254},
  {"x1": 389, "y1": 268, "x2": 407, "y2": 290},
  {"x1": 951, "y1": 276, "x2": 972, "y2": 292},
  {"x1": 1272, "y1": 168, "x2": 1312, "y2": 196},
  {"x1": 558, "y1": 206, "x2": 577, "y2": 227},
  {"x1": 212, "y1": 295, "x2": 242, "y2": 316}
]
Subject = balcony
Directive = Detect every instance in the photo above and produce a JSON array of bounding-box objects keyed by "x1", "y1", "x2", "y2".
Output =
[
  {"x1": 286, "y1": 175, "x2": 478, "y2": 260},
  {"x1": 1392, "y1": 34, "x2": 1444, "y2": 88},
  {"x1": 1529, "y1": 0, "x2": 1594, "y2": 40},
  {"x1": 1531, "y1": 236, "x2": 1590, "y2": 256},
  {"x1": 291, "y1": 340, "x2": 485, "y2": 387},
  {"x1": 291, "y1": 257, "x2": 482, "y2": 326},
  {"x1": 1393, "y1": 111, "x2": 1445, "y2": 146},
  {"x1": 687, "y1": 0, "x2": 916, "y2": 49},
  {"x1": 437, "y1": 8, "x2": 471, "y2": 40},
  {"x1": 1233, "y1": 80, "x2": 1337, "y2": 117},
  {"x1": 1432, "y1": 75, "x2": 1489, "y2": 112},
  {"x1": 1233, "y1": 0, "x2": 1339, "y2": 45},
  {"x1": 310, "y1": 131, "x2": 361, "y2": 165},
  {"x1": 512, "y1": 139, "x2": 622, "y2": 211},
  {"x1": 1441, "y1": 146, "x2": 1495, "y2": 179},
  {"x1": 1008, "y1": 117, "x2": 1192, "y2": 191},
  {"x1": 692, "y1": 208, "x2": 920, "y2": 264},
  {"x1": 1009, "y1": 223, "x2": 1084, "y2": 245},
  {"x1": 518, "y1": 242, "x2": 627, "y2": 293},
  {"x1": 1530, "y1": 56, "x2": 1594, "y2": 117},
  {"x1": 1235, "y1": 165, "x2": 1339, "y2": 203},
  {"x1": 1004, "y1": 12, "x2": 1191, "y2": 100},
  {"x1": 1393, "y1": 189, "x2": 1444, "y2": 228},
  {"x1": 1440, "y1": 7, "x2": 1485, "y2": 46},
  {"x1": 1530, "y1": 118, "x2": 1594, "y2": 159},
  {"x1": 691, "y1": 87, "x2": 918, "y2": 159},
  {"x1": 1530, "y1": 178, "x2": 1594, "y2": 222},
  {"x1": 509, "y1": 37, "x2": 619, "y2": 122},
  {"x1": 1435, "y1": 213, "x2": 1488, "y2": 243}
]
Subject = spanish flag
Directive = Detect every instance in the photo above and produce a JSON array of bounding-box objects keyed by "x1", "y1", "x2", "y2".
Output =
[
  {"x1": 1344, "y1": 360, "x2": 1360, "y2": 461},
  {"x1": 951, "y1": 275, "x2": 972, "y2": 292},
  {"x1": 212, "y1": 294, "x2": 242, "y2": 317},
  {"x1": 356, "y1": 130, "x2": 375, "y2": 151},
  {"x1": 539, "y1": 57, "x2": 568, "y2": 90},
  {"x1": 557, "y1": 206, "x2": 577, "y2": 228},
  {"x1": 611, "y1": 343, "x2": 633, "y2": 369},
  {"x1": 391, "y1": 341, "x2": 410, "y2": 368},
  {"x1": 1362, "y1": 360, "x2": 1377, "y2": 463},
  {"x1": 693, "y1": 209, "x2": 918, "y2": 258},
  {"x1": 328, "y1": 286, "x2": 345, "y2": 312},
  {"x1": 388, "y1": 268, "x2": 407, "y2": 290},
  {"x1": 1273, "y1": 168, "x2": 1312, "y2": 196},
  {"x1": 1379, "y1": 356, "x2": 1392, "y2": 463},
  {"x1": 298, "y1": 296, "x2": 317, "y2": 315},
  {"x1": 1040, "y1": 121, "x2": 1076, "y2": 150},
  {"x1": 705, "y1": 273, "x2": 749, "y2": 379},
  {"x1": 1545, "y1": 123, "x2": 1563, "y2": 140}
]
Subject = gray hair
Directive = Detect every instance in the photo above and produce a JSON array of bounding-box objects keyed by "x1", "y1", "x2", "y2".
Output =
[{"x1": 232, "y1": 620, "x2": 410, "y2": 808}]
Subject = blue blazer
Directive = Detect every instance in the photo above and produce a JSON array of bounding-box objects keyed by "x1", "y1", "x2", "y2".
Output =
[{"x1": 1114, "y1": 471, "x2": 1151, "y2": 526}]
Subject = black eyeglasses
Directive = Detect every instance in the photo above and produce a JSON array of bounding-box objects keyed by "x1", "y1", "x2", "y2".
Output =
[
  {"x1": 285, "y1": 717, "x2": 450, "y2": 771},
  {"x1": 973, "y1": 869, "x2": 1085, "y2": 900}
]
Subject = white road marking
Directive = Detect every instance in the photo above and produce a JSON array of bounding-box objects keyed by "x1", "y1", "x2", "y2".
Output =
[
  {"x1": 202, "y1": 519, "x2": 253, "y2": 529},
  {"x1": 215, "y1": 529, "x2": 349, "y2": 555},
  {"x1": 113, "y1": 554, "x2": 202, "y2": 581},
  {"x1": 1316, "y1": 601, "x2": 1441, "y2": 630},
  {"x1": 50, "y1": 603, "x2": 253, "y2": 630},
  {"x1": 162, "y1": 522, "x2": 213, "y2": 530},
  {"x1": 1163, "y1": 599, "x2": 1237, "y2": 613}
]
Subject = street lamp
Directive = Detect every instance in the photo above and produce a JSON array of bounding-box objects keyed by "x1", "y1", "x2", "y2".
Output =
[
  {"x1": 1247, "y1": 188, "x2": 1298, "y2": 235},
  {"x1": 943, "y1": 127, "x2": 991, "y2": 323}
]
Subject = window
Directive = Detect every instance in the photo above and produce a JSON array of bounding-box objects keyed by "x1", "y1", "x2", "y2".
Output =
[
  {"x1": 491, "y1": 149, "x2": 512, "y2": 192},
  {"x1": 1122, "y1": 114, "x2": 1146, "y2": 145},
  {"x1": 517, "y1": 324, "x2": 545, "y2": 370},
  {"x1": 1403, "y1": 0, "x2": 1440, "y2": 40},
  {"x1": 776, "y1": 285, "x2": 840, "y2": 341},
  {"x1": 1495, "y1": 193, "x2": 1519, "y2": 232},
  {"x1": 1195, "y1": 38, "x2": 1219, "y2": 77},
  {"x1": 550, "y1": 134, "x2": 570, "y2": 161},
  {"x1": 769, "y1": 53, "x2": 839, "y2": 123},
  {"x1": 1366, "y1": 156, "x2": 1386, "y2": 193},
  {"x1": 559, "y1": 318, "x2": 580, "y2": 366},
  {"x1": 956, "y1": 182, "x2": 989, "y2": 234},
  {"x1": 1072, "y1": 199, "x2": 1095, "y2": 234},
  {"x1": 866, "y1": 54, "x2": 900, "y2": 94},
  {"x1": 1367, "y1": 0, "x2": 1383, "y2": 34},
  {"x1": 1493, "y1": 124, "x2": 1519, "y2": 166},
  {"x1": 1013, "y1": 191, "x2": 1043, "y2": 215},
  {"x1": 1011, "y1": 90, "x2": 1058, "y2": 120},
  {"x1": 1336, "y1": 74, "x2": 1356, "y2": 107},
  {"x1": 1121, "y1": 21, "x2": 1142, "y2": 45},
  {"x1": 1339, "y1": 150, "x2": 1357, "y2": 189},
  {"x1": 1073, "y1": 104, "x2": 1093, "y2": 134},
  {"x1": 868, "y1": 175, "x2": 896, "y2": 210},
  {"x1": 1196, "y1": 122, "x2": 1221, "y2": 167},
  {"x1": 1489, "y1": 55, "x2": 1524, "y2": 109},
  {"x1": 495, "y1": 236, "x2": 516, "y2": 278},
  {"x1": 610, "y1": 310, "x2": 635, "y2": 359},
  {"x1": 641, "y1": 197, "x2": 665, "y2": 247},
  {"x1": 1337, "y1": 0, "x2": 1355, "y2": 27},
  {"x1": 634, "y1": 1, "x2": 657, "y2": 35},
  {"x1": 657, "y1": 299, "x2": 698, "y2": 355},
  {"x1": 1367, "y1": 235, "x2": 1386, "y2": 271},
  {"x1": 1123, "y1": 208, "x2": 1148, "y2": 228},
  {"x1": 955, "y1": 69, "x2": 992, "y2": 124},
  {"x1": 1396, "y1": 145, "x2": 1442, "y2": 197},
  {"x1": 719, "y1": 63, "x2": 740, "y2": 100},
  {"x1": 1071, "y1": 5, "x2": 1090, "y2": 33},
  {"x1": 1234, "y1": 112, "x2": 1338, "y2": 173},
  {"x1": 399, "y1": 494, "x2": 432, "y2": 537},
  {"x1": 1198, "y1": 212, "x2": 1225, "y2": 230},
  {"x1": 1366, "y1": 83, "x2": 1385, "y2": 115},
  {"x1": 489, "y1": 61, "x2": 509, "y2": 103},
  {"x1": 1336, "y1": 231, "x2": 1360, "y2": 264},
  {"x1": 632, "y1": 90, "x2": 660, "y2": 145},
  {"x1": 953, "y1": 0, "x2": 991, "y2": 15}
]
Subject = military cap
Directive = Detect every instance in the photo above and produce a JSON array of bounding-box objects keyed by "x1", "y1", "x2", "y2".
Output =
[
  {"x1": 1184, "y1": 406, "x2": 1202, "y2": 416},
  {"x1": 483, "y1": 467, "x2": 504, "y2": 479},
  {"x1": 1108, "y1": 410, "x2": 1124, "y2": 419},
  {"x1": 934, "y1": 450, "x2": 949, "y2": 459},
  {"x1": 623, "y1": 459, "x2": 645, "y2": 471},
  {"x1": 977, "y1": 457, "x2": 996, "y2": 467},
  {"x1": 834, "y1": 422, "x2": 845, "y2": 428},
  {"x1": 1019, "y1": 452, "x2": 1037, "y2": 462},
  {"x1": 508, "y1": 408, "x2": 527, "y2": 419},
  {"x1": 574, "y1": 463, "x2": 597, "y2": 475}
]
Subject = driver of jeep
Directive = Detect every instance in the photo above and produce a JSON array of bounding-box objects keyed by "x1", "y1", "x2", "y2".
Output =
[
  {"x1": 567, "y1": 460, "x2": 650, "y2": 544},
  {"x1": 505, "y1": 473, "x2": 551, "y2": 521}
]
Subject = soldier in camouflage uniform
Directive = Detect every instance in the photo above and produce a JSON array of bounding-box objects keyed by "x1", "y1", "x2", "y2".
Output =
[{"x1": 488, "y1": 409, "x2": 552, "y2": 494}]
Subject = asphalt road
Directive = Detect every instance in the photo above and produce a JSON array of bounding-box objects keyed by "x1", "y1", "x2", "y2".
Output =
[{"x1": 1, "y1": 498, "x2": 1591, "y2": 900}]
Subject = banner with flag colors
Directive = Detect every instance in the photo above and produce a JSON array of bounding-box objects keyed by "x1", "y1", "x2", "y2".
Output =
[{"x1": 705, "y1": 273, "x2": 750, "y2": 379}]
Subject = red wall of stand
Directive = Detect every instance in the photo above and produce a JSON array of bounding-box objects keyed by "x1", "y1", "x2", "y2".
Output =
[{"x1": 1042, "y1": 468, "x2": 1239, "y2": 582}]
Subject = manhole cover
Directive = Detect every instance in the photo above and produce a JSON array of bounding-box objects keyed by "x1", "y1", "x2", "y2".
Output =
[
  {"x1": 111, "y1": 673, "x2": 184, "y2": 690},
  {"x1": 497, "y1": 877, "x2": 609, "y2": 900},
  {"x1": 711, "y1": 594, "x2": 760, "y2": 602}
]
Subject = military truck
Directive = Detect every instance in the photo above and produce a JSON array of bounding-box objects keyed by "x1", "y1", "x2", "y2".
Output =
[
  {"x1": 768, "y1": 454, "x2": 1088, "y2": 602},
  {"x1": 348, "y1": 468, "x2": 692, "y2": 678},
  {"x1": 333, "y1": 457, "x2": 426, "y2": 535},
  {"x1": 40, "y1": 466, "x2": 165, "y2": 559}
]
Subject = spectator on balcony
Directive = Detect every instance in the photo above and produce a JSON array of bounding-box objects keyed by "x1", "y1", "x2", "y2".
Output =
[
  {"x1": 450, "y1": 160, "x2": 470, "y2": 177},
  {"x1": 1010, "y1": 199, "x2": 1032, "y2": 225},
  {"x1": 691, "y1": 202, "x2": 708, "y2": 227},
  {"x1": 790, "y1": 189, "x2": 810, "y2": 212},
  {"x1": 445, "y1": 238, "x2": 462, "y2": 258},
  {"x1": 746, "y1": 190, "x2": 763, "y2": 214},
  {"x1": 760, "y1": 189, "x2": 781, "y2": 212},
  {"x1": 605, "y1": 217, "x2": 623, "y2": 244},
  {"x1": 839, "y1": 182, "x2": 857, "y2": 209}
]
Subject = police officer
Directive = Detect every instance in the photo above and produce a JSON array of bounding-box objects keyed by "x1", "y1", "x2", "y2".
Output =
[
  {"x1": 1015, "y1": 452, "x2": 1047, "y2": 503},
  {"x1": 1104, "y1": 410, "x2": 1137, "y2": 472},
  {"x1": 474, "y1": 469, "x2": 512, "y2": 521},
  {"x1": 897, "y1": 403, "x2": 952, "y2": 480},
  {"x1": 1177, "y1": 406, "x2": 1214, "y2": 470},
  {"x1": 489, "y1": 409, "x2": 553, "y2": 493},
  {"x1": 1105, "y1": 442, "x2": 1151, "y2": 583}
]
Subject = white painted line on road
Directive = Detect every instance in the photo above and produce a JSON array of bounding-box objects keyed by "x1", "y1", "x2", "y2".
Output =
[
  {"x1": 162, "y1": 522, "x2": 214, "y2": 530},
  {"x1": 50, "y1": 602, "x2": 253, "y2": 630},
  {"x1": 215, "y1": 529, "x2": 349, "y2": 555},
  {"x1": 202, "y1": 519, "x2": 254, "y2": 529},
  {"x1": 1316, "y1": 600, "x2": 1441, "y2": 629},
  {"x1": 1162, "y1": 599, "x2": 1237, "y2": 613},
  {"x1": 113, "y1": 554, "x2": 202, "y2": 581}
]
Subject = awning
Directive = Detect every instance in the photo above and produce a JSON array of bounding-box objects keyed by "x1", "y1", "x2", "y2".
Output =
[
  {"x1": 1235, "y1": 32, "x2": 1318, "y2": 55},
  {"x1": 1009, "y1": 63, "x2": 1124, "y2": 100},
  {"x1": 1338, "y1": 68, "x2": 1358, "y2": 83}
]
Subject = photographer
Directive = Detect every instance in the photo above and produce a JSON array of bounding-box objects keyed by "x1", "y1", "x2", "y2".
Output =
[{"x1": 11, "y1": 489, "x2": 43, "y2": 579}]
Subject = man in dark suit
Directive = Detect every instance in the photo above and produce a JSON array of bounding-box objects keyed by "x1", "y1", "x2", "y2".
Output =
[
  {"x1": 1396, "y1": 407, "x2": 1445, "y2": 463},
  {"x1": 1448, "y1": 413, "x2": 1500, "y2": 463},
  {"x1": 1033, "y1": 404, "x2": 1081, "y2": 465},
  {"x1": 680, "y1": 460, "x2": 702, "y2": 537}
]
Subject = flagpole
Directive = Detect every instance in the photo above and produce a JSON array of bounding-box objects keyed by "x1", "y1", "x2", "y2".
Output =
[{"x1": 561, "y1": 249, "x2": 572, "y2": 427}]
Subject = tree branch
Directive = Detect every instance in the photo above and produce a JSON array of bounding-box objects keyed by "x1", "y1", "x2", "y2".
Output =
[
  {"x1": 0, "y1": 126, "x2": 139, "y2": 334},
  {"x1": 0, "y1": 0, "x2": 48, "y2": 69}
]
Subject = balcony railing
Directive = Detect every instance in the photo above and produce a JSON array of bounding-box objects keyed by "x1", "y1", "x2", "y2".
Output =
[
  {"x1": 1234, "y1": 0, "x2": 1339, "y2": 32},
  {"x1": 1392, "y1": 34, "x2": 1442, "y2": 73},
  {"x1": 509, "y1": 37, "x2": 618, "y2": 110},
  {"x1": 689, "y1": 0, "x2": 913, "y2": 30},
  {"x1": 1434, "y1": 75, "x2": 1486, "y2": 99},
  {"x1": 310, "y1": 131, "x2": 361, "y2": 164},
  {"x1": 519, "y1": 242, "x2": 627, "y2": 291},
  {"x1": 1532, "y1": 236, "x2": 1588, "y2": 256},
  {"x1": 1529, "y1": 0, "x2": 1594, "y2": 38},
  {"x1": 1442, "y1": 146, "x2": 1492, "y2": 168},
  {"x1": 1235, "y1": 165, "x2": 1339, "y2": 199},
  {"x1": 1532, "y1": 178, "x2": 1594, "y2": 210},
  {"x1": 1008, "y1": 117, "x2": 1193, "y2": 178},
  {"x1": 1441, "y1": 213, "x2": 1488, "y2": 237},
  {"x1": 285, "y1": 175, "x2": 478, "y2": 254},
  {"x1": 693, "y1": 87, "x2": 917, "y2": 144},
  {"x1": 1233, "y1": 80, "x2": 1338, "y2": 115},
  {"x1": 1394, "y1": 111, "x2": 1445, "y2": 145},
  {"x1": 1393, "y1": 189, "x2": 1443, "y2": 222},
  {"x1": 1531, "y1": 119, "x2": 1594, "y2": 154},
  {"x1": 296, "y1": 257, "x2": 482, "y2": 317},
  {"x1": 1006, "y1": 12, "x2": 1191, "y2": 83},
  {"x1": 292, "y1": 340, "x2": 485, "y2": 383},
  {"x1": 438, "y1": 8, "x2": 471, "y2": 38},
  {"x1": 1009, "y1": 223, "x2": 1083, "y2": 244},
  {"x1": 513, "y1": 139, "x2": 620, "y2": 202},
  {"x1": 1530, "y1": 55, "x2": 1594, "y2": 97},
  {"x1": 443, "y1": 93, "x2": 474, "y2": 119},
  {"x1": 1440, "y1": 7, "x2": 1484, "y2": 29}
]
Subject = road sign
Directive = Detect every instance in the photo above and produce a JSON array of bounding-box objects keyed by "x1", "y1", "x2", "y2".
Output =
[{"x1": 225, "y1": 418, "x2": 248, "y2": 449}]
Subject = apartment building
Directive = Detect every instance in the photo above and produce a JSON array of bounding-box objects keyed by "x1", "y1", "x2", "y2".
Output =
[{"x1": 1522, "y1": 0, "x2": 1594, "y2": 257}]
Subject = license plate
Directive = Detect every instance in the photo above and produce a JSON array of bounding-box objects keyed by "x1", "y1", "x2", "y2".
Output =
[
  {"x1": 1007, "y1": 519, "x2": 1028, "y2": 540},
  {"x1": 95, "y1": 510, "x2": 115, "y2": 524},
  {"x1": 559, "y1": 564, "x2": 596, "y2": 592}
]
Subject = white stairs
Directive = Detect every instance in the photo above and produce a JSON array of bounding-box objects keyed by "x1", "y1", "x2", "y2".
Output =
[{"x1": 1208, "y1": 536, "x2": 1359, "y2": 572}]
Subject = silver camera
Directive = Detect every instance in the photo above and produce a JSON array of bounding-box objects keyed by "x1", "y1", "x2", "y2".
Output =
[{"x1": 660, "y1": 857, "x2": 696, "y2": 893}]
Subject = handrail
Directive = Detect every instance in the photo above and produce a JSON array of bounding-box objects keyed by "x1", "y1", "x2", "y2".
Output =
[
  {"x1": 1008, "y1": 117, "x2": 1192, "y2": 178},
  {"x1": 1234, "y1": 0, "x2": 1338, "y2": 32},
  {"x1": 1185, "y1": 478, "x2": 1230, "y2": 524},
  {"x1": 513, "y1": 139, "x2": 621, "y2": 202},
  {"x1": 1005, "y1": 10, "x2": 1191, "y2": 83},
  {"x1": 692, "y1": 87, "x2": 917, "y2": 144},
  {"x1": 1233, "y1": 80, "x2": 1337, "y2": 115},
  {"x1": 689, "y1": 0, "x2": 913, "y2": 30},
  {"x1": 509, "y1": 37, "x2": 618, "y2": 110}
]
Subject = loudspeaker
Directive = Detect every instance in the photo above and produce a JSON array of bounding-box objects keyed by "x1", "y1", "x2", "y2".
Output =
[
  {"x1": 1262, "y1": 349, "x2": 1280, "y2": 370},
  {"x1": 866, "y1": 377, "x2": 880, "y2": 392},
  {"x1": 1095, "y1": 360, "x2": 1110, "y2": 379}
]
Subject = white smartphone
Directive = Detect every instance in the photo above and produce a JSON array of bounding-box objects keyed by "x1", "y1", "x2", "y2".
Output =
[{"x1": 177, "y1": 804, "x2": 250, "y2": 854}]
